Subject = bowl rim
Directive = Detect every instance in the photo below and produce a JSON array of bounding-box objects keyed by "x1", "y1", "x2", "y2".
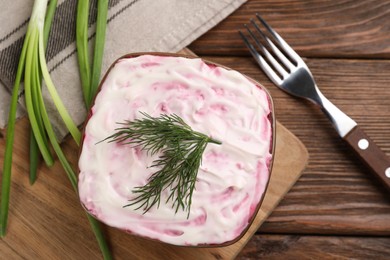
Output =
[{"x1": 78, "y1": 52, "x2": 276, "y2": 248}]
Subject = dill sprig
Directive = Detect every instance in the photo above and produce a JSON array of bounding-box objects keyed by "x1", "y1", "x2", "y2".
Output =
[{"x1": 102, "y1": 112, "x2": 221, "y2": 216}]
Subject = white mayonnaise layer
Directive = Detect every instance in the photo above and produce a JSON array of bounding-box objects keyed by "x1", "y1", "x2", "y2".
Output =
[{"x1": 78, "y1": 55, "x2": 273, "y2": 246}]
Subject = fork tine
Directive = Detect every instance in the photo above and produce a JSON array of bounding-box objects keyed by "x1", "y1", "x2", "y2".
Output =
[
  {"x1": 239, "y1": 30, "x2": 282, "y2": 85},
  {"x1": 246, "y1": 22, "x2": 289, "y2": 79},
  {"x1": 255, "y1": 14, "x2": 302, "y2": 65},
  {"x1": 250, "y1": 19, "x2": 295, "y2": 71}
]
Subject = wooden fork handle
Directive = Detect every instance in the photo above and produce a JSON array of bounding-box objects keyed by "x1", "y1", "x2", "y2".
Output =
[{"x1": 344, "y1": 125, "x2": 390, "y2": 191}]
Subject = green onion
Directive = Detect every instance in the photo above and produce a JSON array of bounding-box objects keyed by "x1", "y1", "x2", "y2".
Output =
[
  {"x1": 89, "y1": 0, "x2": 108, "y2": 105},
  {"x1": 77, "y1": 0, "x2": 108, "y2": 108},
  {"x1": 29, "y1": 0, "x2": 57, "y2": 184},
  {"x1": 0, "y1": 17, "x2": 30, "y2": 237},
  {"x1": 29, "y1": 131, "x2": 40, "y2": 184},
  {"x1": 76, "y1": 0, "x2": 91, "y2": 107},
  {"x1": 1, "y1": 0, "x2": 112, "y2": 258},
  {"x1": 38, "y1": 35, "x2": 81, "y2": 144},
  {"x1": 43, "y1": 0, "x2": 57, "y2": 48},
  {"x1": 24, "y1": 26, "x2": 54, "y2": 165},
  {"x1": 75, "y1": 2, "x2": 111, "y2": 257}
]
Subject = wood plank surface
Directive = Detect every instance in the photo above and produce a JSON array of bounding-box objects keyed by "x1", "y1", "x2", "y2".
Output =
[
  {"x1": 238, "y1": 235, "x2": 390, "y2": 259},
  {"x1": 189, "y1": 0, "x2": 390, "y2": 58}
]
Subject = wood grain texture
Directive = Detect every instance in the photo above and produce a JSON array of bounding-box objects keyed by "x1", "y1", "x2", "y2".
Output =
[
  {"x1": 0, "y1": 118, "x2": 308, "y2": 259},
  {"x1": 344, "y1": 125, "x2": 390, "y2": 191},
  {"x1": 189, "y1": 0, "x2": 390, "y2": 58},
  {"x1": 237, "y1": 235, "x2": 390, "y2": 259}
]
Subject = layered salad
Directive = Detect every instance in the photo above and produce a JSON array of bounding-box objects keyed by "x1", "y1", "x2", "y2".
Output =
[{"x1": 78, "y1": 54, "x2": 274, "y2": 246}]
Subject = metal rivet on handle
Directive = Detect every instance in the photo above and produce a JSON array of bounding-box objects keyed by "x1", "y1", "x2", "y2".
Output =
[
  {"x1": 358, "y1": 139, "x2": 369, "y2": 150},
  {"x1": 386, "y1": 168, "x2": 390, "y2": 179}
]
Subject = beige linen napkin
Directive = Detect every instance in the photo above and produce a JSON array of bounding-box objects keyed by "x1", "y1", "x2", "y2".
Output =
[{"x1": 0, "y1": 0, "x2": 246, "y2": 139}]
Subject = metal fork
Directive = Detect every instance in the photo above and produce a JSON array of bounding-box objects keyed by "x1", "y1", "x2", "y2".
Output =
[{"x1": 239, "y1": 14, "x2": 390, "y2": 191}]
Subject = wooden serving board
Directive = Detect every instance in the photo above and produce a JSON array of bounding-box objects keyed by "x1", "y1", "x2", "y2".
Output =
[{"x1": 0, "y1": 116, "x2": 308, "y2": 259}]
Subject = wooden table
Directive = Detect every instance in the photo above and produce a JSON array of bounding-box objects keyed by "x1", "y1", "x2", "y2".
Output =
[
  {"x1": 187, "y1": 0, "x2": 390, "y2": 258},
  {"x1": 1, "y1": 1, "x2": 389, "y2": 259}
]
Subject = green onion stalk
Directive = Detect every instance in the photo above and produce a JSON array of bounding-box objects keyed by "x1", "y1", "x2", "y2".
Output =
[
  {"x1": 77, "y1": 0, "x2": 108, "y2": 108},
  {"x1": 29, "y1": 0, "x2": 57, "y2": 185},
  {"x1": 0, "y1": 0, "x2": 111, "y2": 258}
]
